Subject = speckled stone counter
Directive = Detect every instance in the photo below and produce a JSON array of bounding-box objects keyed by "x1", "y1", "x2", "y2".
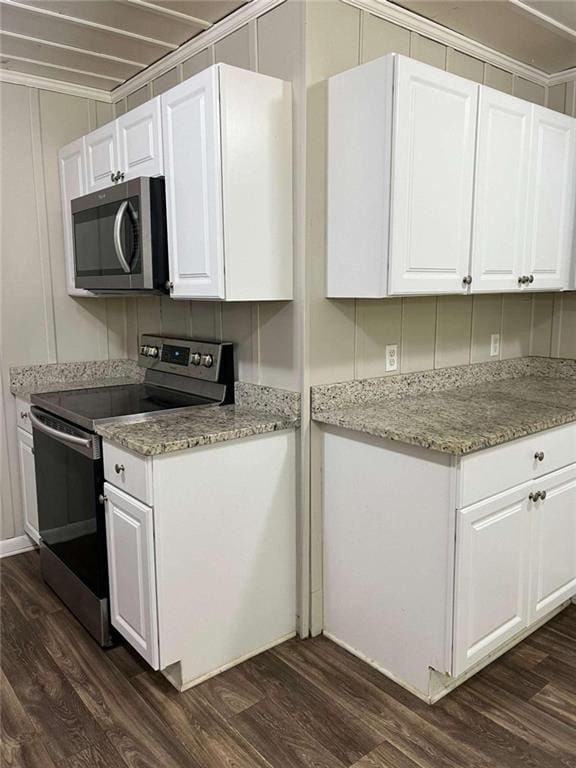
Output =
[
  {"x1": 312, "y1": 358, "x2": 576, "y2": 455},
  {"x1": 96, "y1": 402, "x2": 300, "y2": 457},
  {"x1": 10, "y1": 360, "x2": 144, "y2": 400}
]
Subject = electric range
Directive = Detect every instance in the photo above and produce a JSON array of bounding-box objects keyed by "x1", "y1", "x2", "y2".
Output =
[{"x1": 29, "y1": 335, "x2": 234, "y2": 646}]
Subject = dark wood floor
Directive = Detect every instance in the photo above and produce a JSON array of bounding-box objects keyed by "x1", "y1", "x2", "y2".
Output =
[{"x1": 1, "y1": 552, "x2": 576, "y2": 768}]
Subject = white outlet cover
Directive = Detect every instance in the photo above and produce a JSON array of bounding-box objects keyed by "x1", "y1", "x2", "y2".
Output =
[
  {"x1": 385, "y1": 344, "x2": 398, "y2": 372},
  {"x1": 490, "y1": 334, "x2": 500, "y2": 357}
]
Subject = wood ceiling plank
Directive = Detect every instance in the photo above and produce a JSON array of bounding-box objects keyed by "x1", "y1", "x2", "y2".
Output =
[
  {"x1": 15, "y1": 0, "x2": 206, "y2": 47},
  {"x1": 0, "y1": 32, "x2": 140, "y2": 79},
  {"x1": 0, "y1": 2, "x2": 171, "y2": 64},
  {"x1": 0, "y1": 56, "x2": 117, "y2": 89},
  {"x1": 143, "y1": 1, "x2": 248, "y2": 25},
  {"x1": 395, "y1": 0, "x2": 576, "y2": 74}
]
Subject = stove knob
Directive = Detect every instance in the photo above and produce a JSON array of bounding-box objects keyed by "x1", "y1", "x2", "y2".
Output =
[
  {"x1": 201, "y1": 354, "x2": 214, "y2": 368},
  {"x1": 148, "y1": 346, "x2": 159, "y2": 358},
  {"x1": 140, "y1": 345, "x2": 148, "y2": 356},
  {"x1": 190, "y1": 352, "x2": 201, "y2": 366}
]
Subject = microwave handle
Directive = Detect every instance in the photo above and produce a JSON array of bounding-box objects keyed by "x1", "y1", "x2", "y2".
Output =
[{"x1": 113, "y1": 200, "x2": 132, "y2": 274}]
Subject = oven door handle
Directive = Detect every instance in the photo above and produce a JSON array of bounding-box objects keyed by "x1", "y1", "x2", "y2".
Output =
[
  {"x1": 29, "y1": 410, "x2": 92, "y2": 448},
  {"x1": 113, "y1": 200, "x2": 133, "y2": 274}
]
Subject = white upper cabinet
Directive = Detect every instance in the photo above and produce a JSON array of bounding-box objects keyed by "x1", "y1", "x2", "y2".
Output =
[
  {"x1": 85, "y1": 120, "x2": 119, "y2": 193},
  {"x1": 471, "y1": 88, "x2": 532, "y2": 293},
  {"x1": 526, "y1": 107, "x2": 576, "y2": 291},
  {"x1": 58, "y1": 136, "x2": 92, "y2": 297},
  {"x1": 161, "y1": 64, "x2": 293, "y2": 301},
  {"x1": 117, "y1": 97, "x2": 163, "y2": 181},
  {"x1": 161, "y1": 67, "x2": 225, "y2": 299},
  {"x1": 327, "y1": 53, "x2": 576, "y2": 298},
  {"x1": 389, "y1": 57, "x2": 478, "y2": 296}
]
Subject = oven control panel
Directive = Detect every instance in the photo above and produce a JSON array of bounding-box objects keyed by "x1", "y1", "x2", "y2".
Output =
[{"x1": 138, "y1": 335, "x2": 233, "y2": 383}]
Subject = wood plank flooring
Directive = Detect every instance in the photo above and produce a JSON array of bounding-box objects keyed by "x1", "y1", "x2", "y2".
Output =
[{"x1": 1, "y1": 551, "x2": 575, "y2": 768}]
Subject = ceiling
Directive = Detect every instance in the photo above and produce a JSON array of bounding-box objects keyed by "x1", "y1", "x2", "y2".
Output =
[
  {"x1": 0, "y1": 0, "x2": 249, "y2": 92},
  {"x1": 392, "y1": 0, "x2": 576, "y2": 76}
]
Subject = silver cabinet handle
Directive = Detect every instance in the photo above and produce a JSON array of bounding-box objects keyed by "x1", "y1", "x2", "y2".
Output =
[
  {"x1": 540, "y1": 490, "x2": 547, "y2": 501},
  {"x1": 114, "y1": 463, "x2": 125, "y2": 474},
  {"x1": 110, "y1": 172, "x2": 116, "y2": 183},
  {"x1": 113, "y1": 201, "x2": 132, "y2": 274},
  {"x1": 20, "y1": 411, "x2": 28, "y2": 419},
  {"x1": 534, "y1": 451, "x2": 544, "y2": 462},
  {"x1": 462, "y1": 275, "x2": 472, "y2": 286},
  {"x1": 529, "y1": 491, "x2": 541, "y2": 502},
  {"x1": 98, "y1": 494, "x2": 107, "y2": 505},
  {"x1": 528, "y1": 275, "x2": 534, "y2": 284}
]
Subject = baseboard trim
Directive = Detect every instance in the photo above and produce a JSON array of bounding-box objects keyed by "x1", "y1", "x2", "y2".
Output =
[{"x1": 0, "y1": 534, "x2": 37, "y2": 559}]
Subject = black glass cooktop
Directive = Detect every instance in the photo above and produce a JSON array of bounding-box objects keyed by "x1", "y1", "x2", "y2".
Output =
[{"x1": 31, "y1": 383, "x2": 213, "y2": 432}]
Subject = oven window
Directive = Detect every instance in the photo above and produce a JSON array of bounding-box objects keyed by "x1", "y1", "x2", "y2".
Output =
[{"x1": 73, "y1": 196, "x2": 142, "y2": 277}]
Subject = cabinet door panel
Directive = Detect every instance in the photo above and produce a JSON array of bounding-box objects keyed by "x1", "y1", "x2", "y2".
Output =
[
  {"x1": 161, "y1": 67, "x2": 225, "y2": 299},
  {"x1": 530, "y1": 465, "x2": 576, "y2": 622},
  {"x1": 104, "y1": 483, "x2": 159, "y2": 669},
  {"x1": 526, "y1": 107, "x2": 576, "y2": 290},
  {"x1": 453, "y1": 485, "x2": 531, "y2": 676},
  {"x1": 390, "y1": 56, "x2": 478, "y2": 295},
  {"x1": 18, "y1": 428, "x2": 39, "y2": 544},
  {"x1": 471, "y1": 88, "x2": 531, "y2": 293},
  {"x1": 59, "y1": 137, "x2": 92, "y2": 297},
  {"x1": 85, "y1": 122, "x2": 118, "y2": 193},
  {"x1": 117, "y1": 97, "x2": 163, "y2": 179}
]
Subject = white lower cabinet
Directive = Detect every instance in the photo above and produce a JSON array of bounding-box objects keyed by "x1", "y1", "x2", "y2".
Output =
[
  {"x1": 453, "y1": 485, "x2": 531, "y2": 676},
  {"x1": 529, "y1": 464, "x2": 576, "y2": 622},
  {"x1": 323, "y1": 421, "x2": 576, "y2": 702},
  {"x1": 102, "y1": 431, "x2": 296, "y2": 689},
  {"x1": 17, "y1": 427, "x2": 39, "y2": 544},
  {"x1": 104, "y1": 483, "x2": 159, "y2": 669}
]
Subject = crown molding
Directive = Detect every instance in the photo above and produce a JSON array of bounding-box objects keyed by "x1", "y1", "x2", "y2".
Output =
[
  {"x1": 0, "y1": 68, "x2": 112, "y2": 101},
  {"x1": 344, "y1": 0, "x2": 576, "y2": 87},
  {"x1": 548, "y1": 68, "x2": 576, "y2": 87},
  {"x1": 111, "y1": 0, "x2": 285, "y2": 101}
]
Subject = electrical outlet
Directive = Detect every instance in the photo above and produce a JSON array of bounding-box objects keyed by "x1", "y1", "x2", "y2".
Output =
[
  {"x1": 490, "y1": 333, "x2": 500, "y2": 357},
  {"x1": 385, "y1": 344, "x2": 398, "y2": 372}
]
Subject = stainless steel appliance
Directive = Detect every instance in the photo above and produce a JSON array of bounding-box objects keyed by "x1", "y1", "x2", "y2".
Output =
[
  {"x1": 71, "y1": 177, "x2": 168, "y2": 293},
  {"x1": 31, "y1": 336, "x2": 234, "y2": 646}
]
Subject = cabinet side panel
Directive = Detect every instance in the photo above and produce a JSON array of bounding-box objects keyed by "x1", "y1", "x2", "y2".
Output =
[
  {"x1": 323, "y1": 429, "x2": 455, "y2": 694},
  {"x1": 153, "y1": 432, "x2": 296, "y2": 680},
  {"x1": 220, "y1": 66, "x2": 293, "y2": 301},
  {"x1": 326, "y1": 56, "x2": 393, "y2": 298}
]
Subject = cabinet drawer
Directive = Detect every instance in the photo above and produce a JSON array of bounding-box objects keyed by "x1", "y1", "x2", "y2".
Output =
[
  {"x1": 15, "y1": 398, "x2": 32, "y2": 434},
  {"x1": 103, "y1": 442, "x2": 153, "y2": 505},
  {"x1": 459, "y1": 423, "x2": 576, "y2": 507}
]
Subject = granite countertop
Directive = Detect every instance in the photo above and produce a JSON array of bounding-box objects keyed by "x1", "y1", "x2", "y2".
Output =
[
  {"x1": 312, "y1": 359, "x2": 576, "y2": 456},
  {"x1": 95, "y1": 404, "x2": 299, "y2": 456}
]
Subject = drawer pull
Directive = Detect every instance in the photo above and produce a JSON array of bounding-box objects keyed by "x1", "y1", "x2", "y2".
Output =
[
  {"x1": 534, "y1": 451, "x2": 544, "y2": 462},
  {"x1": 529, "y1": 491, "x2": 541, "y2": 502},
  {"x1": 540, "y1": 490, "x2": 547, "y2": 501},
  {"x1": 20, "y1": 411, "x2": 28, "y2": 419},
  {"x1": 114, "y1": 463, "x2": 125, "y2": 474}
]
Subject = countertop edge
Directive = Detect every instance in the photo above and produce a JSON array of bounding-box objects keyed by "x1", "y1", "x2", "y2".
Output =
[{"x1": 313, "y1": 410, "x2": 576, "y2": 456}]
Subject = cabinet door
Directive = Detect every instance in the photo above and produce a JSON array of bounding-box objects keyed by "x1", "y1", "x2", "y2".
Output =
[
  {"x1": 117, "y1": 97, "x2": 163, "y2": 179},
  {"x1": 471, "y1": 88, "x2": 532, "y2": 293},
  {"x1": 530, "y1": 465, "x2": 576, "y2": 623},
  {"x1": 104, "y1": 483, "x2": 159, "y2": 669},
  {"x1": 161, "y1": 67, "x2": 225, "y2": 299},
  {"x1": 389, "y1": 56, "x2": 478, "y2": 295},
  {"x1": 453, "y1": 485, "x2": 531, "y2": 676},
  {"x1": 526, "y1": 107, "x2": 576, "y2": 291},
  {"x1": 85, "y1": 121, "x2": 119, "y2": 193},
  {"x1": 17, "y1": 428, "x2": 39, "y2": 544},
  {"x1": 59, "y1": 137, "x2": 92, "y2": 297}
]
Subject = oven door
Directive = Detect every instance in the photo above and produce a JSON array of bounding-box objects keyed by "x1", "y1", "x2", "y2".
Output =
[
  {"x1": 72, "y1": 177, "x2": 152, "y2": 291},
  {"x1": 30, "y1": 407, "x2": 108, "y2": 600}
]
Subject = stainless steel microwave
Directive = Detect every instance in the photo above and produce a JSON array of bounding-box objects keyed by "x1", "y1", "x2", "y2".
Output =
[{"x1": 71, "y1": 177, "x2": 169, "y2": 293}]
